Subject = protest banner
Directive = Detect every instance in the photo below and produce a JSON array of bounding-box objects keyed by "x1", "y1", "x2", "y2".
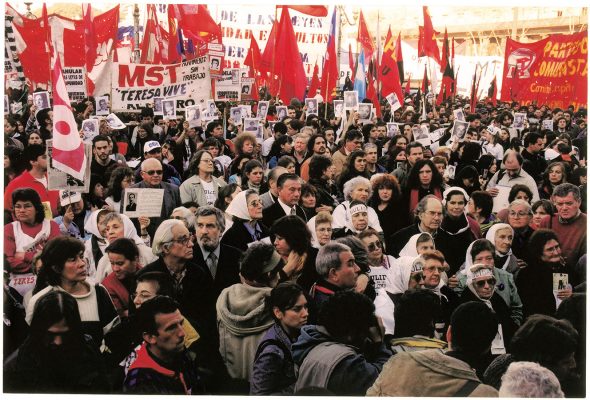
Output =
[
  {"x1": 62, "y1": 67, "x2": 87, "y2": 102},
  {"x1": 111, "y1": 56, "x2": 211, "y2": 112},
  {"x1": 46, "y1": 139, "x2": 91, "y2": 192},
  {"x1": 214, "y1": 68, "x2": 242, "y2": 101},
  {"x1": 500, "y1": 31, "x2": 587, "y2": 110}
]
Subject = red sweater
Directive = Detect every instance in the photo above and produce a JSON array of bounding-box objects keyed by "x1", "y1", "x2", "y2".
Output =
[
  {"x1": 4, "y1": 170, "x2": 60, "y2": 216},
  {"x1": 540, "y1": 213, "x2": 587, "y2": 268},
  {"x1": 4, "y1": 220, "x2": 61, "y2": 273}
]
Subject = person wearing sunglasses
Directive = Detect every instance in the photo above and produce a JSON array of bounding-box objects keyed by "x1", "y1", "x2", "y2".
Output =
[
  {"x1": 125, "y1": 158, "x2": 181, "y2": 239},
  {"x1": 460, "y1": 264, "x2": 519, "y2": 357},
  {"x1": 359, "y1": 228, "x2": 396, "y2": 293}
]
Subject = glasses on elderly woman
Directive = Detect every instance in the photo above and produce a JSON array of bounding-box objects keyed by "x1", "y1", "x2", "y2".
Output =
[
  {"x1": 474, "y1": 278, "x2": 497, "y2": 288},
  {"x1": 366, "y1": 240, "x2": 382, "y2": 252}
]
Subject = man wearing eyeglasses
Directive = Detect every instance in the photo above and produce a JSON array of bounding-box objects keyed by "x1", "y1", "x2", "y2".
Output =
[
  {"x1": 124, "y1": 158, "x2": 181, "y2": 239},
  {"x1": 419, "y1": 250, "x2": 459, "y2": 340},
  {"x1": 133, "y1": 140, "x2": 181, "y2": 186}
]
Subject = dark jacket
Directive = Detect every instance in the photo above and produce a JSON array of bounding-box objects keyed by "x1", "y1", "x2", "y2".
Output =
[
  {"x1": 220, "y1": 221, "x2": 271, "y2": 252},
  {"x1": 292, "y1": 325, "x2": 391, "y2": 396},
  {"x1": 4, "y1": 335, "x2": 109, "y2": 393},
  {"x1": 515, "y1": 260, "x2": 570, "y2": 318},
  {"x1": 250, "y1": 323, "x2": 297, "y2": 395},
  {"x1": 308, "y1": 279, "x2": 347, "y2": 324},
  {"x1": 437, "y1": 214, "x2": 477, "y2": 276},
  {"x1": 191, "y1": 243, "x2": 242, "y2": 299},
  {"x1": 123, "y1": 342, "x2": 204, "y2": 394},
  {"x1": 262, "y1": 201, "x2": 307, "y2": 228}
]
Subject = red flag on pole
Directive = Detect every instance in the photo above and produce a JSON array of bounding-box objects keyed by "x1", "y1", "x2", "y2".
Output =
[
  {"x1": 244, "y1": 35, "x2": 261, "y2": 76},
  {"x1": 436, "y1": 31, "x2": 455, "y2": 105},
  {"x1": 274, "y1": 7, "x2": 307, "y2": 102},
  {"x1": 140, "y1": 4, "x2": 163, "y2": 64},
  {"x1": 470, "y1": 68, "x2": 478, "y2": 113},
  {"x1": 395, "y1": 32, "x2": 404, "y2": 85},
  {"x1": 367, "y1": 68, "x2": 381, "y2": 117},
  {"x1": 488, "y1": 76, "x2": 498, "y2": 106},
  {"x1": 320, "y1": 8, "x2": 338, "y2": 102},
  {"x1": 82, "y1": 4, "x2": 96, "y2": 92},
  {"x1": 260, "y1": 18, "x2": 278, "y2": 77},
  {"x1": 308, "y1": 61, "x2": 321, "y2": 97},
  {"x1": 440, "y1": 28, "x2": 449, "y2": 73},
  {"x1": 357, "y1": 11, "x2": 375, "y2": 59},
  {"x1": 404, "y1": 73, "x2": 412, "y2": 95},
  {"x1": 422, "y1": 6, "x2": 440, "y2": 65},
  {"x1": 379, "y1": 27, "x2": 404, "y2": 103},
  {"x1": 51, "y1": 53, "x2": 87, "y2": 180},
  {"x1": 417, "y1": 26, "x2": 425, "y2": 57}
]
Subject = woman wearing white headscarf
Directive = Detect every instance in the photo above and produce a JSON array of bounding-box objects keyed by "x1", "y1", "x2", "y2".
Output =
[
  {"x1": 459, "y1": 264, "x2": 518, "y2": 355},
  {"x1": 221, "y1": 189, "x2": 270, "y2": 251},
  {"x1": 453, "y1": 239, "x2": 524, "y2": 326},
  {"x1": 83, "y1": 209, "x2": 111, "y2": 284},
  {"x1": 306, "y1": 211, "x2": 333, "y2": 249},
  {"x1": 94, "y1": 212, "x2": 157, "y2": 281},
  {"x1": 485, "y1": 223, "x2": 520, "y2": 274}
]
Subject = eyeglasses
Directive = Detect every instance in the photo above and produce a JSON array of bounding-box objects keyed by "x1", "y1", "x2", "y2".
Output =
[
  {"x1": 200, "y1": 158, "x2": 214, "y2": 164},
  {"x1": 474, "y1": 278, "x2": 497, "y2": 288},
  {"x1": 366, "y1": 240, "x2": 382, "y2": 252},
  {"x1": 508, "y1": 211, "x2": 531, "y2": 218},
  {"x1": 167, "y1": 236, "x2": 192, "y2": 246},
  {"x1": 410, "y1": 272, "x2": 424, "y2": 282},
  {"x1": 248, "y1": 200, "x2": 263, "y2": 207},
  {"x1": 143, "y1": 169, "x2": 163, "y2": 176}
]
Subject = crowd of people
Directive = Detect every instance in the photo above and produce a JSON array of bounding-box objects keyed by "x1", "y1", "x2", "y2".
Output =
[{"x1": 3, "y1": 83, "x2": 587, "y2": 396}]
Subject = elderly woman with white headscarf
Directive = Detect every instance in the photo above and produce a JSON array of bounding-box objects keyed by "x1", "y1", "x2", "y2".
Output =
[
  {"x1": 486, "y1": 223, "x2": 520, "y2": 274},
  {"x1": 453, "y1": 239, "x2": 524, "y2": 326},
  {"x1": 306, "y1": 211, "x2": 333, "y2": 249},
  {"x1": 459, "y1": 264, "x2": 519, "y2": 355},
  {"x1": 331, "y1": 176, "x2": 383, "y2": 233},
  {"x1": 220, "y1": 189, "x2": 270, "y2": 251},
  {"x1": 94, "y1": 212, "x2": 157, "y2": 281}
]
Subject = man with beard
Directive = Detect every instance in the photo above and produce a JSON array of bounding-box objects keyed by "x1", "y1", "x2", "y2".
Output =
[
  {"x1": 192, "y1": 206, "x2": 241, "y2": 299},
  {"x1": 90, "y1": 135, "x2": 117, "y2": 181},
  {"x1": 123, "y1": 296, "x2": 205, "y2": 394},
  {"x1": 300, "y1": 134, "x2": 328, "y2": 181}
]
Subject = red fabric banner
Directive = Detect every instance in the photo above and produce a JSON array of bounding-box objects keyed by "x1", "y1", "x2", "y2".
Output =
[{"x1": 500, "y1": 31, "x2": 588, "y2": 110}]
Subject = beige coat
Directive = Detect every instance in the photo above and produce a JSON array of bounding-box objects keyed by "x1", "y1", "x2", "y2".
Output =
[{"x1": 367, "y1": 349, "x2": 498, "y2": 397}]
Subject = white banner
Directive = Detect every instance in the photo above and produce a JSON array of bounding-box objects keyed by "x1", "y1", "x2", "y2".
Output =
[
  {"x1": 111, "y1": 56, "x2": 212, "y2": 112},
  {"x1": 62, "y1": 66, "x2": 87, "y2": 102}
]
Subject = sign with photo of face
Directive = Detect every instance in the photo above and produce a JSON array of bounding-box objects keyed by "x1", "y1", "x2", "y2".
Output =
[
  {"x1": 385, "y1": 92, "x2": 401, "y2": 112},
  {"x1": 95, "y1": 95, "x2": 110, "y2": 116},
  {"x1": 358, "y1": 103, "x2": 372, "y2": 122},
  {"x1": 513, "y1": 112, "x2": 527, "y2": 129},
  {"x1": 185, "y1": 106, "x2": 201, "y2": 128},
  {"x1": 153, "y1": 97, "x2": 163, "y2": 115},
  {"x1": 276, "y1": 106, "x2": 288, "y2": 120},
  {"x1": 305, "y1": 98, "x2": 318, "y2": 117},
  {"x1": 386, "y1": 123, "x2": 400, "y2": 138},
  {"x1": 257, "y1": 101, "x2": 270, "y2": 120},
  {"x1": 230, "y1": 107, "x2": 242, "y2": 125},
  {"x1": 452, "y1": 120, "x2": 469, "y2": 140},
  {"x1": 542, "y1": 119, "x2": 554, "y2": 131},
  {"x1": 453, "y1": 108, "x2": 465, "y2": 121},
  {"x1": 344, "y1": 90, "x2": 359, "y2": 111},
  {"x1": 333, "y1": 100, "x2": 344, "y2": 118}
]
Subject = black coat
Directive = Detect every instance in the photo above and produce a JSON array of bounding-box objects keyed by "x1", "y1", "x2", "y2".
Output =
[
  {"x1": 220, "y1": 221, "x2": 271, "y2": 252},
  {"x1": 515, "y1": 260, "x2": 570, "y2": 318},
  {"x1": 262, "y1": 201, "x2": 307, "y2": 228},
  {"x1": 191, "y1": 243, "x2": 242, "y2": 299}
]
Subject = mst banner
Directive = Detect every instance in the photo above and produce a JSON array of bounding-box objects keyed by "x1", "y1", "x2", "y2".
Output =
[
  {"x1": 111, "y1": 57, "x2": 212, "y2": 112},
  {"x1": 500, "y1": 31, "x2": 587, "y2": 110}
]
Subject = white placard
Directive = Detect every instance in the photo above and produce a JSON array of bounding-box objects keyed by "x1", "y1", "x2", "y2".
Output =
[
  {"x1": 95, "y1": 95, "x2": 110, "y2": 116},
  {"x1": 106, "y1": 113, "x2": 127, "y2": 130},
  {"x1": 81, "y1": 119, "x2": 99, "y2": 143},
  {"x1": 492, "y1": 185, "x2": 511, "y2": 213},
  {"x1": 344, "y1": 90, "x2": 359, "y2": 111},
  {"x1": 123, "y1": 188, "x2": 165, "y2": 218}
]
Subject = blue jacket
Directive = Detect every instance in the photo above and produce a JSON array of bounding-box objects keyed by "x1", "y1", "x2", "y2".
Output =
[
  {"x1": 292, "y1": 325, "x2": 391, "y2": 395},
  {"x1": 250, "y1": 323, "x2": 297, "y2": 395}
]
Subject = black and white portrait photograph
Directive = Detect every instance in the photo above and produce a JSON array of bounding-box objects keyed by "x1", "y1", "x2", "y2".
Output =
[
  {"x1": 542, "y1": 119, "x2": 554, "y2": 131},
  {"x1": 513, "y1": 112, "x2": 526, "y2": 129},
  {"x1": 95, "y1": 96, "x2": 110, "y2": 116},
  {"x1": 241, "y1": 84, "x2": 251, "y2": 95},
  {"x1": 276, "y1": 106, "x2": 288, "y2": 120},
  {"x1": 257, "y1": 101, "x2": 269, "y2": 120},
  {"x1": 153, "y1": 97, "x2": 163, "y2": 115},
  {"x1": 81, "y1": 119, "x2": 99, "y2": 143},
  {"x1": 162, "y1": 99, "x2": 176, "y2": 117},
  {"x1": 333, "y1": 100, "x2": 344, "y2": 118},
  {"x1": 305, "y1": 98, "x2": 318, "y2": 117},
  {"x1": 386, "y1": 123, "x2": 400, "y2": 137},
  {"x1": 230, "y1": 106, "x2": 242, "y2": 124},
  {"x1": 385, "y1": 92, "x2": 401, "y2": 112},
  {"x1": 206, "y1": 100, "x2": 218, "y2": 118},
  {"x1": 125, "y1": 192, "x2": 138, "y2": 212},
  {"x1": 33, "y1": 91, "x2": 50, "y2": 110},
  {"x1": 344, "y1": 90, "x2": 359, "y2": 110},
  {"x1": 239, "y1": 105, "x2": 251, "y2": 119},
  {"x1": 358, "y1": 103, "x2": 372, "y2": 121},
  {"x1": 210, "y1": 56, "x2": 221, "y2": 71},
  {"x1": 452, "y1": 120, "x2": 469, "y2": 140},
  {"x1": 186, "y1": 105, "x2": 201, "y2": 128},
  {"x1": 244, "y1": 118, "x2": 259, "y2": 133},
  {"x1": 453, "y1": 108, "x2": 465, "y2": 121}
]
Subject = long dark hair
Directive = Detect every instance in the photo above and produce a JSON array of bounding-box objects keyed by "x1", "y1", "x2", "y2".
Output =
[
  {"x1": 406, "y1": 159, "x2": 443, "y2": 190},
  {"x1": 106, "y1": 166, "x2": 135, "y2": 203},
  {"x1": 34, "y1": 236, "x2": 85, "y2": 294}
]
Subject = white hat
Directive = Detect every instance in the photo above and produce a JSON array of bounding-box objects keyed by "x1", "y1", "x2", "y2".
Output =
[
  {"x1": 544, "y1": 148, "x2": 560, "y2": 161},
  {"x1": 59, "y1": 190, "x2": 82, "y2": 207},
  {"x1": 144, "y1": 140, "x2": 161, "y2": 153}
]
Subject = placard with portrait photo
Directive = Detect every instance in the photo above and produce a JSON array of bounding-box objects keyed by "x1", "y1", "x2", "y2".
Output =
[
  {"x1": 257, "y1": 101, "x2": 270, "y2": 120},
  {"x1": 153, "y1": 97, "x2": 163, "y2": 116},
  {"x1": 81, "y1": 119, "x2": 99, "y2": 143},
  {"x1": 185, "y1": 106, "x2": 202, "y2": 128},
  {"x1": 344, "y1": 91, "x2": 359, "y2": 111},
  {"x1": 305, "y1": 98, "x2": 318, "y2": 117},
  {"x1": 333, "y1": 100, "x2": 345, "y2": 118},
  {"x1": 95, "y1": 96, "x2": 110, "y2": 116}
]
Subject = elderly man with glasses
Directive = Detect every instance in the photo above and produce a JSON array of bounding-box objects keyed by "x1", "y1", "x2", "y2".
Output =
[
  {"x1": 124, "y1": 158, "x2": 181, "y2": 239},
  {"x1": 133, "y1": 140, "x2": 182, "y2": 186}
]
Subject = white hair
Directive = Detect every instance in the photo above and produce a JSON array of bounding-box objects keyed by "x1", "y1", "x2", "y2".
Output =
[
  {"x1": 171, "y1": 206, "x2": 196, "y2": 230},
  {"x1": 152, "y1": 219, "x2": 185, "y2": 256},
  {"x1": 499, "y1": 361, "x2": 564, "y2": 398},
  {"x1": 343, "y1": 176, "x2": 372, "y2": 201}
]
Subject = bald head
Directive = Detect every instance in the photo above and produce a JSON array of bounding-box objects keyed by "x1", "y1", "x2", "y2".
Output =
[{"x1": 141, "y1": 158, "x2": 163, "y2": 187}]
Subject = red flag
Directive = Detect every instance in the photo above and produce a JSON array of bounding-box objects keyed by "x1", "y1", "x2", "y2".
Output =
[
  {"x1": 357, "y1": 11, "x2": 375, "y2": 59},
  {"x1": 440, "y1": 28, "x2": 449, "y2": 73},
  {"x1": 308, "y1": 62, "x2": 321, "y2": 97},
  {"x1": 418, "y1": 26, "x2": 424, "y2": 57},
  {"x1": 470, "y1": 69, "x2": 478, "y2": 113},
  {"x1": 367, "y1": 68, "x2": 381, "y2": 117},
  {"x1": 259, "y1": 18, "x2": 278, "y2": 77},
  {"x1": 436, "y1": 31, "x2": 455, "y2": 105},
  {"x1": 404, "y1": 73, "x2": 412, "y2": 95},
  {"x1": 82, "y1": 4, "x2": 96, "y2": 81},
  {"x1": 348, "y1": 43, "x2": 354, "y2": 79},
  {"x1": 421, "y1": 64, "x2": 429, "y2": 93},
  {"x1": 274, "y1": 7, "x2": 307, "y2": 102},
  {"x1": 422, "y1": 6, "x2": 440, "y2": 65},
  {"x1": 12, "y1": 16, "x2": 51, "y2": 84},
  {"x1": 451, "y1": 36, "x2": 455, "y2": 69},
  {"x1": 488, "y1": 76, "x2": 498, "y2": 106},
  {"x1": 395, "y1": 32, "x2": 404, "y2": 85},
  {"x1": 140, "y1": 4, "x2": 163, "y2": 64},
  {"x1": 320, "y1": 8, "x2": 338, "y2": 102},
  {"x1": 244, "y1": 35, "x2": 261, "y2": 76},
  {"x1": 174, "y1": 5, "x2": 222, "y2": 48},
  {"x1": 51, "y1": 53, "x2": 87, "y2": 180},
  {"x1": 277, "y1": 6, "x2": 328, "y2": 17},
  {"x1": 379, "y1": 27, "x2": 403, "y2": 103},
  {"x1": 87, "y1": 5, "x2": 119, "y2": 96}
]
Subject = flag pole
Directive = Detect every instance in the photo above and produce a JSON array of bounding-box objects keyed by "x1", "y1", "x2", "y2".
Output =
[{"x1": 376, "y1": 9, "x2": 381, "y2": 102}]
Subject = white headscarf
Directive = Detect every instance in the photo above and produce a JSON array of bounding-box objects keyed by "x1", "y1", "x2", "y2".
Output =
[
  {"x1": 485, "y1": 223, "x2": 514, "y2": 256},
  {"x1": 110, "y1": 213, "x2": 144, "y2": 246},
  {"x1": 398, "y1": 232, "x2": 434, "y2": 258},
  {"x1": 84, "y1": 209, "x2": 108, "y2": 240},
  {"x1": 442, "y1": 186, "x2": 470, "y2": 205},
  {"x1": 388, "y1": 256, "x2": 423, "y2": 294},
  {"x1": 466, "y1": 264, "x2": 495, "y2": 309},
  {"x1": 307, "y1": 216, "x2": 321, "y2": 249},
  {"x1": 225, "y1": 190, "x2": 254, "y2": 221}
]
